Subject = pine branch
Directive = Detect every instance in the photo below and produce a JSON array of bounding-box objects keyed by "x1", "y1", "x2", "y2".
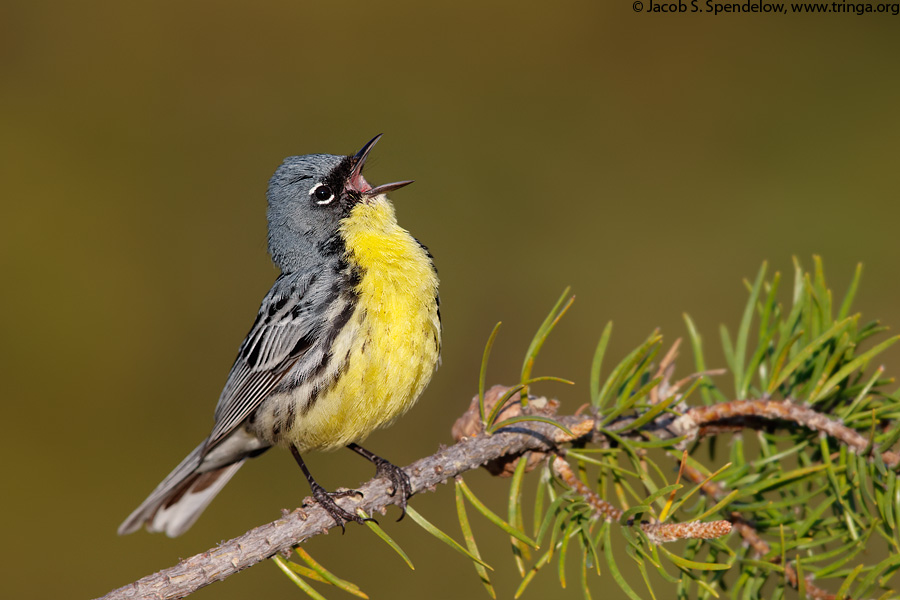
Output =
[
  {"x1": 98, "y1": 393, "x2": 891, "y2": 600},
  {"x1": 681, "y1": 463, "x2": 839, "y2": 600},
  {"x1": 551, "y1": 455, "x2": 733, "y2": 543},
  {"x1": 97, "y1": 414, "x2": 592, "y2": 600},
  {"x1": 669, "y1": 398, "x2": 900, "y2": 467}
]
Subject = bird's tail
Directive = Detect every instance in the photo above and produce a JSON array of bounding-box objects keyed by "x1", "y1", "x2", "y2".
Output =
[{"x1": 118, "y1": 441, "x2": 247, "y2": 538}]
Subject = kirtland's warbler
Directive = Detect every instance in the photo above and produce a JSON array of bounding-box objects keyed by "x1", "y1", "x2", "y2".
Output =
[{"x1": 119, "y1": 135, "x2": 440, "y2": 536}]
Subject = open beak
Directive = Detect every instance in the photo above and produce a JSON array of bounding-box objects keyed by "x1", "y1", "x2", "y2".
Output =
[{"x1": 348, "y1": 134, "x2": 414, "y2": 198}]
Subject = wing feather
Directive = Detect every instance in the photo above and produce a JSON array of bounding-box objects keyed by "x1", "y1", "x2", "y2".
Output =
[{"x1": 206, "y1": 271, "x2": 327, "y2": 448}]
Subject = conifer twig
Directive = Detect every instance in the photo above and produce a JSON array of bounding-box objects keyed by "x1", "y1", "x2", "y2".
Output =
[
  {"x1": 681, "y1": 464, "x2": 839, "y2": 600},
  {"x1": 551, "y1": 456, "x2": 732, "y2": 543},
  {"x1": 100, "y1": 393, "x2": 893, "y2": 600},
  {"x1": 97, "y1": 414, "x2": 593, "y2": 600},
  {"x1": 670, "y1": 399, "x2": 900, "y2": 467}
]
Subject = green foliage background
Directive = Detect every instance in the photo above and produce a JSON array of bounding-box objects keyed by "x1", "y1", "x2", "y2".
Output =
[{"x1": 2, "y1": 2, "x2": 899, "y2": 599}]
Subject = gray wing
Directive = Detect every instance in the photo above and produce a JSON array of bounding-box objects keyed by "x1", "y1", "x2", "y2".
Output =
[{"x1": 206, "y1": 270, "x2": 327, "y2": 449}]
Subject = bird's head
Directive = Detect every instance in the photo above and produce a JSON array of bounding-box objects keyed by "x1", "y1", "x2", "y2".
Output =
[{"x1": 266, "y1": 135, "x2": 413, "y2": 272}]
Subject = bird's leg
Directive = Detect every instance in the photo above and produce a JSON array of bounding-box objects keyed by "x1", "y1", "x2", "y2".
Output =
[
  {"x1": 290, "y1": 445, "x2": 369, "y2": 532},
  {"x1": 346, "y1": 443, "x2": 412, "y2": 520}
]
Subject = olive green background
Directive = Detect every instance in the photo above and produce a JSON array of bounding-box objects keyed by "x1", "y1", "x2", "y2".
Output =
[{"x1": 3, "y1": 1, "x2": 899, "y2": 599}]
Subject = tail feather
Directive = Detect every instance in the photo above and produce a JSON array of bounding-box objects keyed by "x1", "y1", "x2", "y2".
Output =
[
  {"x1": 120, "y1": 429, "x2": 271, "y2": 536},
  {"x1": 118, "y1": 442, "x2": 245, "y2": 537},
  {"x1": 148, "y1": 461, "x2": 246, "y2": 537}
]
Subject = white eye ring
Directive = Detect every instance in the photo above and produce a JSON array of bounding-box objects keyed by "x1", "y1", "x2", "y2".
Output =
[{"x1": 310, "y1": 182, "x2": 335, "y2": 205}]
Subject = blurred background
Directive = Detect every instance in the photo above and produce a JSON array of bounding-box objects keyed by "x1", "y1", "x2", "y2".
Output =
[{"x1": 2, "y1": 1, "x2": 899, "y2": 598}]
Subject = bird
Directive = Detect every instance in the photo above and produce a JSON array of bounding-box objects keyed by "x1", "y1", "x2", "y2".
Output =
[{"x1": 118, "y1": 135, "x2": 441, "y2": 537}]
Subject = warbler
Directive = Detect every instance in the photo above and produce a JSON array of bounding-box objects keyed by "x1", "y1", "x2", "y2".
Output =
[{"x1": 119, "y1": 135, "x2": 441, "y2": 537}]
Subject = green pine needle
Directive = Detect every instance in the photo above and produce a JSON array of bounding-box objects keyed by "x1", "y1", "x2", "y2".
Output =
[
  {"x1": 521, "y1": 288, "x2": 575, "y2": 401},
  {"x1": 406, "y1": 504, "x2": 493, "y2": 569},
  {"x1": 358, "y1": 509, "x2": 414, "y2": 571},
  {"x1": 273, "y1": 555, "x2": 329, "y2": 600}
]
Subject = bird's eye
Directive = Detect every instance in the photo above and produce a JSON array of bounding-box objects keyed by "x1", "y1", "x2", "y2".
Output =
[{"x1": 310, "y1": 183, "x2": 335, "y2": 205}]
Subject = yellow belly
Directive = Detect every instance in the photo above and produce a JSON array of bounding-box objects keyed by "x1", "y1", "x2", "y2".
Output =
[{"x1": 286, "y1": 195, "x2": 440, "y2": 451}]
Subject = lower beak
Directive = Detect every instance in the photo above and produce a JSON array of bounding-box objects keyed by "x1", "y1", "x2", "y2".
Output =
[
  {"x1": 364, "y1": 179, "x2": 414, "y2": 197},
  {"x1": 348, "y1": 134, "x2": 414, "y2": 197}
]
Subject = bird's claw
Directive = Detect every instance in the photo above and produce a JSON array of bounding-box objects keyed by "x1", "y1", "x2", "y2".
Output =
[
  {"x1": 307, "y1": 483, "x2": 373, "y2": 532},
  {"x1": 374, "y1": 460, "x2": 412, "y2": 520}
]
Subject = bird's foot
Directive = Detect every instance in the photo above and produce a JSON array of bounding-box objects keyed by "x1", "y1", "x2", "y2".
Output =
[
  {"x1": 346, "y1": 443, "x2": 413, "y2": 520},
  {"x1": 372, "y1": 458, "x2": 412, "y2": 520},
  {"x1": 307, "y1": 482, "x2": 371, "y2": 533}
]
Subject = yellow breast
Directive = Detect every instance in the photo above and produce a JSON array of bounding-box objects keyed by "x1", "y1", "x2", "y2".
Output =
[{"x1": 287, "y1": 196, "x2": 440, "y2": 451}]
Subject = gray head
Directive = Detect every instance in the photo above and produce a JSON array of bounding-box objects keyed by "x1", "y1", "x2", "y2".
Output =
[{"x1": 266, "y1": 135, "x2": 413, "y2": 273}]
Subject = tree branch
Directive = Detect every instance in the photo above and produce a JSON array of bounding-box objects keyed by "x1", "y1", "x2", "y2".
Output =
[
  {"x1": 98, "y1": 415, "x2": 593, "y2": 600},
  {"x1": 668, "y1": 398, "x2": 900, "y2": 467},
  {"x1": 99, "y1": 394, "x2": 891, "y2": 600}
]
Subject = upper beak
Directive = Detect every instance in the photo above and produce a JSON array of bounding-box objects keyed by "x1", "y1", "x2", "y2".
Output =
[{"x1": 348, "y1": 134, "x2": 414, "y2": 198}]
